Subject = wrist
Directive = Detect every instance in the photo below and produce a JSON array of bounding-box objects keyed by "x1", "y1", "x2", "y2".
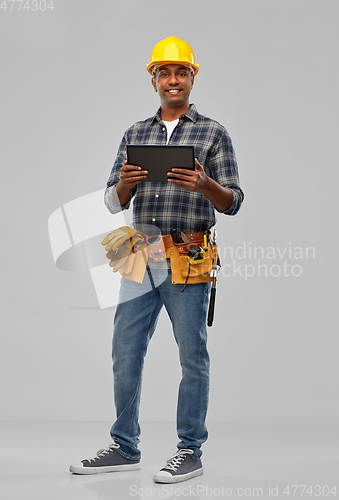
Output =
[
  {"x1": 200, "y1": 174, "x2": 214, "y2": 196},
  {"x1": 114, "y1": 180, "x2": 132, "y2": 206},
  {"x1": 200, "y1": 176, "x2": 234, "y2": 211}
]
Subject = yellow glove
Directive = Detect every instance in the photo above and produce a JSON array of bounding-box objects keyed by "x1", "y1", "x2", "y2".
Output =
[
  {"x1": 109, "y1": 243, "x2": 139, "y2": 273},
  {"x1": 106, "y1": 239, "x2": 133, "y2": 263},
  {"x1": 101, "y1": 226, "x2": 132, "y2": 252},
  {"x1": 102, "y1": 226, "x2": 145, "y2": 253},
  {"x1": 102, "y1": 226, "x2": 147, "y2": 273}
]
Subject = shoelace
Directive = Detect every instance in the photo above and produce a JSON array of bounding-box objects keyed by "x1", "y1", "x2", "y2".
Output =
[
  {"x1": 86, "y1": 441, "x2": 120, "y2": 463},
  {"x1": 163, "y1": 449, "x2": 194, "y2": 471}
]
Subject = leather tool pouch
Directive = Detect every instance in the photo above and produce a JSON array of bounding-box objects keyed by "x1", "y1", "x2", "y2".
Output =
[
  {"x1": 118, "y1": 244, "x2": 148, "y2": 283},
  {"x1": 166, "y1": 239, "x2": 218, "y2": 285},
  {"x1": 118, "y1": 234, "x2": 218, "y2": 286},
  {"x1": 119, "y1": 237, "x2": 166, "y2": 284}
]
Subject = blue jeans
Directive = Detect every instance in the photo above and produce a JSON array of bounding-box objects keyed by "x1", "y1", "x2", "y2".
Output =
[{"x1": 110, "y1": 266, "x2": 211, "y2": 460}]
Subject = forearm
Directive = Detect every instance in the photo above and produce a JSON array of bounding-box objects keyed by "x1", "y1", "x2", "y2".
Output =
[
  {"x1": 114, "y1": 179, "x2": 133, "y2": 206},
  {"x1": 104, "y1": 181, "x2": 134, "y2": 214},
  {"x1": 201, "y1": 175, "x2": 234, "y2": 211}
]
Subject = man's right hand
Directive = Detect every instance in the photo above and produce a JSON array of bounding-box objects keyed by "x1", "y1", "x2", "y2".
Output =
[{"x1": 119, "y1": 160, "x2": 148, "y2": 189}]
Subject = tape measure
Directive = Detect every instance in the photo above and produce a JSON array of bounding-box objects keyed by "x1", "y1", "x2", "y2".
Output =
[{"x1": 188, "y1": 246, "x2": 206, "y2": 265}]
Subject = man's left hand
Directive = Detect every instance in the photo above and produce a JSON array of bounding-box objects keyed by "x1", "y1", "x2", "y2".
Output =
[{"x1": 167, "y1": 158, "x2": 207, "y2": 192}]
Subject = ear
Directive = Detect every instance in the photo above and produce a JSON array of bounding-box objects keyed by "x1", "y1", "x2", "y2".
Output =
[{"x1": 151, "y1": 77, "x2": 157, "y2": 93}]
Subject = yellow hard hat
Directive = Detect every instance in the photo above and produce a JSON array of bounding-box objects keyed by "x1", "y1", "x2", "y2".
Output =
[{"x1": 146, "y1": 36, "x2": 199, "y2": 76}]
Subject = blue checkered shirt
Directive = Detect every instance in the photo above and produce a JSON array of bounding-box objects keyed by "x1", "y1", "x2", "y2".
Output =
[{"x1": 104, "y1": 104, "x2": 244, "y2": 236}]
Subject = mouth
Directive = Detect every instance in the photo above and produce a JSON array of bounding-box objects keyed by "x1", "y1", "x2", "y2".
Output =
[{"x1": 166, "y1": 89, "x2": 182, "y2": 95}]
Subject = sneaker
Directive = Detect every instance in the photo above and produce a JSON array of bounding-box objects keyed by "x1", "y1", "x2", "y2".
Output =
[
  {"x1": 69, "y1": 441, "x2": 140, "y2": 475},
  {"x1": 153, "y1": 449, "x2": 203, "y2": 483}
]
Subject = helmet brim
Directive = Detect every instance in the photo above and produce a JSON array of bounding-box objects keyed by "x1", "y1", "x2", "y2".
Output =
[{"x1": 146, "y1": 61, "x2": 199, "y2": 76}]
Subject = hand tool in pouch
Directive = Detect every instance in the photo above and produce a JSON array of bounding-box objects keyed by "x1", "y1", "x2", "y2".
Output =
[
  {"x1": 170, "y1": 229, "x2": 183, "y2": 244},
  {"x1": 181, "y1": 230, "x2": 210, "y2": 292},
  {"x1": 207, "y1": 229, "x2": 219, "y2": 327}
]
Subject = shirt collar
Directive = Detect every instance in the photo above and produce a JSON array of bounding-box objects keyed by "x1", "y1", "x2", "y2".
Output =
[{"x1": 151, "y1": 103, "x2": 198, "y2": 125}]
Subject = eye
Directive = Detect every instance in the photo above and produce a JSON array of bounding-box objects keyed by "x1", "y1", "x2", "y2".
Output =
[{"x1": 159, "y1": 72, "x2": 168, "y2": 77}]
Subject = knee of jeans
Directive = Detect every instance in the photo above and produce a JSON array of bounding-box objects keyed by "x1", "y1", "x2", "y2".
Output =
[
  {"x1": 179, "y1": 355, "x2": 210, "y2": 378},
  {"x1": 113, "y1": 357, "x2": 144, "y2": 382},
  {"x1": 179, "y1": 337, "x2": 209, "y2": 362}
]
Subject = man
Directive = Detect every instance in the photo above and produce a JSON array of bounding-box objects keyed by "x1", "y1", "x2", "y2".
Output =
[{"x1": 70, "y1": 36, "x2": 243, "y2": 483}]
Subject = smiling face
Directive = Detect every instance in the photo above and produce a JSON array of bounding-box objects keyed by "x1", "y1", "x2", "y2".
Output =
[{"x1": 151, "y1": 64, "x2": 194, "y2": 118}]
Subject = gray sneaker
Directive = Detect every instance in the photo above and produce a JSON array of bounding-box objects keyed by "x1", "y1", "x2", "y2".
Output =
[
  {"x1": 153, "y1": 449, "x2": 203, "y2": 483},
  {"x1": 69, "y1": 441, "x2": 140, "y2": 475}
]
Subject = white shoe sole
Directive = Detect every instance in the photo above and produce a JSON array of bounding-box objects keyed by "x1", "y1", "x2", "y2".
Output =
[
  {"x1": 153, "y1": 467, "x2": 203, "y2": 483},
  {"x1": 69, "y1": 463, "x2": 140, "y2": 475}
]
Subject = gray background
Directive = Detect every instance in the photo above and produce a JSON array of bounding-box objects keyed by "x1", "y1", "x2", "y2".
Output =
[{"x1": 0, "y1": 0, "x2": 337, "y2": 425}]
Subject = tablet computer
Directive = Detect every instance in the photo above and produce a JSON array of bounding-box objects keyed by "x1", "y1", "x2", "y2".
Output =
[{"x1": 127, "y1": 145, "x2": 195, "y2": 182}]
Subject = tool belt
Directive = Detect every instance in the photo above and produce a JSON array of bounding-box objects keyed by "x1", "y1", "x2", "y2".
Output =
[
  {"x1": 163, "y1": 232, "x2": 217, "y2": 285},
  {"x1": 101, "y1": 227, "x2": 218, "y2": 286}
]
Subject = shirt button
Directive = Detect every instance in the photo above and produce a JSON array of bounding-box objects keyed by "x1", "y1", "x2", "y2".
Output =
[
  {"x1": 162, "y1": 127, "x2": 165, "y2": 131},
  {"x1": 155, "y1": 194, "x2": 159, "y2": 198},
  {"x1": 152, "y1": 217, "x2": 156, "y2": 222}
]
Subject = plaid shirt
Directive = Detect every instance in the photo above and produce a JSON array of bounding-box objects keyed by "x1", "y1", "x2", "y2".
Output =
[{"x1": 104, "y1": 104, "x2": 244, "y2": 236}]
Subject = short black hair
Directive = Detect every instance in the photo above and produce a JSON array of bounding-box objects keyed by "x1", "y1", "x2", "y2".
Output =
[{"x1": 152, "y1": 65, "x2": 194, "y2": 77}]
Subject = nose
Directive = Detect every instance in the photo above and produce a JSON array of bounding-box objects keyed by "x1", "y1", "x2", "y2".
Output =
[{"x1": 168, "y1": 72, "x2": 179, "y2": 85}]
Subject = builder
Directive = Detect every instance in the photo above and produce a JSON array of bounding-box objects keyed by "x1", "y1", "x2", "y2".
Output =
[{"x1": 70, "y1": 36, "x2": 244, "y2": 483}]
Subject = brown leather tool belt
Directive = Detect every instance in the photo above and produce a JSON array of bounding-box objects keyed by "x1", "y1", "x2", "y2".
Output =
[
  {"x1": 146, "y1": 231, "x2": 207, "y2": 262},
  {"x1": 146, "y1": 231, "x2": 217, "y2": 285},
  {"x1": 119, "y1": 230, "x2": 217, "y2": 285}
]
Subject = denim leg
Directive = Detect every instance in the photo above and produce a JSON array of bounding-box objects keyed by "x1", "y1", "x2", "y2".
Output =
[
  {"x1": 110, "y1": 272, "x2": 164, "y2": 459},
  {"x1": 159, "y1": 279, "x2": 211, "y2": 458}
]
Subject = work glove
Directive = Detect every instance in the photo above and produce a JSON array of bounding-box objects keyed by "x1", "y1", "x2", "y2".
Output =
[
  {"x1": 110, "y1": 253, "x2": 131, "y2": 273},
  {"x1": 101, "y1": 226, "x2": 146, "y2": 273},
  {"x1": 102, "y1": 226, "x2": 145, "y2": 253}
]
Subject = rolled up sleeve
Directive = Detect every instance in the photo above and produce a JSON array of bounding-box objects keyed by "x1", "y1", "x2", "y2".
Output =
[
  {"x1": 208, "y1": 129, "x2": 244, "y2": 216},
  {"x1": 104, "y1": 131, "x2": 137, "y2": 214}
]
